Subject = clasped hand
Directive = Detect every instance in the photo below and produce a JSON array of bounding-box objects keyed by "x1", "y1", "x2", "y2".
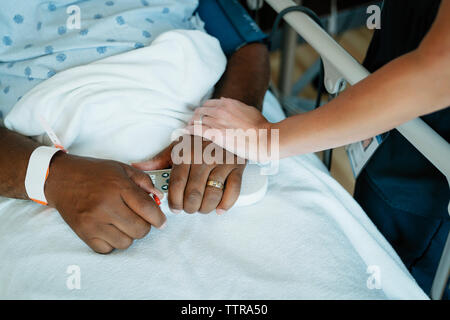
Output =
[{"x1": 45, "y1": 135, "x2": 245, "y2": 253}]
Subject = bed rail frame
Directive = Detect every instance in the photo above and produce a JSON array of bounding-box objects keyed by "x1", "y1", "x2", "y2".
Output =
[{"x1": 264, "y1": 0, "x2": 450, "y2": 300}]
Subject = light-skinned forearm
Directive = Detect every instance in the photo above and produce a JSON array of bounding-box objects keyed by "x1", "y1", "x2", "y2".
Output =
[
  {"x1": 273, "y1": 49, "x2": 450, "y2": 158},
  {"x1": 273, "y1": 1, "x2": 450, "y2": 158}
]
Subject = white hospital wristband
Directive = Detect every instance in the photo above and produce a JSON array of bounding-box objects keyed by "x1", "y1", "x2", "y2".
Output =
[{"x1": 25, "y1": 146, "x2": 62, "y2": 205}]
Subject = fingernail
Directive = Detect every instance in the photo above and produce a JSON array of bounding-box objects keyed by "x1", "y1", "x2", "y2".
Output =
[
  {"x1": 216, "y1": 209, "x2": 226, "y2": 215},
  {"x1": 153, "y1": 195, "x2": 161, "y2": 206},
  {"x1": 154, "y1": 190, "x2": 164, "y2": 199},
  {"x1": 171, "y1": 208, "x2": 181, "y2": 214}
]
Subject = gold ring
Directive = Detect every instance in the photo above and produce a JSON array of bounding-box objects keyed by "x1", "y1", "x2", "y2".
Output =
[{"x1": 206, "y1": 180, "x2": 224, "y2": 190}]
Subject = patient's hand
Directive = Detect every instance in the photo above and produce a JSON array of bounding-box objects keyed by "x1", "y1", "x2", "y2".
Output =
[
  {"x1": 45, "y1": 152, "x2": 166, "y2": 254},
  {"x1": 133, "y1": 135, "x2": 245, "y2": 215}
]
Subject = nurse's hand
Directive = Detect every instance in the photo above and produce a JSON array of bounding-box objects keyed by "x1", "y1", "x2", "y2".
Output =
[
  {"x1": 132, "y1": 135, "x2": 245, "y2": 215},
  {"x1": 189, "y1": 98, "x2": 269, "y2": 131},
  {"x1": 45, "y1": 152, "x2": 166, "y2": 254},
  {"x1": 186, "y1": 98, "x2": 272, "y2": 162}
]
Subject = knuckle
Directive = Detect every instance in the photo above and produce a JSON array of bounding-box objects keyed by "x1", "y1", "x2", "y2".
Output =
[
  {"x1": 116, "y1": 236, "x2": 133, "y2": 250},
  {"x1": 183, "y1": 190, "x2": 203, "y2": 213},
  {"x1": 140, "y1": 172, "x2": 152, "y2": 184},
  {"x1": 131, "y1": 170, "x2": 144, "y2": 181},
  {"x1": 94, "y1": 246, "x2": 114, "y2": 254},
  {"x1": 169, "y1": 176, "x2": 186, "y2": 189},
  {"x1": 204, "y1": 189, "x2": 222, "y2": 203},
  {"x1": 78, "y1": 214, "x2": 95, "y2": 232},
  {"x1": 185, "y1": 189, "x2": 203, "y2": 203},
  {"x1": 216, "y1": 107, "x2": 227, "y2": 117},
  {"x1": 198, "y1": 205, "x2": 215, "y2": 214},
  {"x1": 134, "y1": 224, "x2": 151, "y2": 239},
  {"x1": 109, "y1": 177, "x2": 127, "y2": 191},
  {"x1": 134, "y1": 198, "x2": 152, "y2": 214},
  {"x1": 184, "y1": 207, "x2": 197, "y2": 214},
  {"x1": 168, "y1": 201, "x2": 182, "y2": 211},
  {"x1": 224, "y1": 100, "x2": 233, "y2": 109},
  {"x1": 90, "y1": 239, "x2": 113, "y2": 254}
]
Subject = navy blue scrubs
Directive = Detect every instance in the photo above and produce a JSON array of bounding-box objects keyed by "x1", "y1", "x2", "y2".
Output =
[
  {"x1": 197, "y1": 0, "x2": 267, "y2": 56},
  {"x1": 354, "y1": 0, "x2": 449, "y2": 298}
]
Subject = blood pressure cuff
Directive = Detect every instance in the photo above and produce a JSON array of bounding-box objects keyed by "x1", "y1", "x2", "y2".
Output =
[{"x1": 197, "y1": 0, "x2": 268, "y2": 56}]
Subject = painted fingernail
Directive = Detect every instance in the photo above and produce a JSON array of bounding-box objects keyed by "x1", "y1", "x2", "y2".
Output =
[
  {"x1": 153, "y1": 195, "x2": 161, "y2": 206},
  {"x1": 216, "y1": 209, "x2": 226, "y2": 215},
  {"x1": 171, "y1": 208, "x2": 181, "y2": 214},
  {"x1": 157, "y1": 189, "x2": 165, "y2": 198}
]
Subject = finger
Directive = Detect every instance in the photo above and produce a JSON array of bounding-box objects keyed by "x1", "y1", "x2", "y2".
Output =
[
  {"x1": 189, "y1": 105, "x2": 229, "y2": 127},
  {"x1": 202, "y1": 99, "x2": 225, "y2": 109},
  {"x1": 199, "y1": 166, "x2": 231, "y2": 214},
  {"x1": 131, "y1": 143, "x2": 174, "y2": 171},
  {"x1": 185, "y1": 125, "x2": 235, "y2": 160},
  {"x1": 125, "y1": 165, "x2": 164, "y2": 199},
  {"x1": 87, "y1": 238, "x2": 114, "y2": 254},
  {"x1": 188, "y1": 113, "x2": 205, "y2": 127},
  {"x1": 111, "y1": 202, "x2": 152, "y2": 239},
  {"x1": 185, "y1": 124, "x2": 210, "y2": 137},
  {"x1": 121, "y1": 185, "x2": 167, "y2": 229},
  {"x1": 202, "y1": 116, "x2": 228, "y2": 128},
  {"x1": 72, "y1": 222, "x2": 114, "y2": 254},
  {"x1": 183, "y1": 164, "x2": 213, "y2": 214},
  {"x1": 96, "y1": 224, "x2": 134, "y2": 250},
  {"x1": 216, "y1": 167, "x2": 244, "y2": 215},
  {"x1": 193, "y1": 106, "x2": 220, "y2": 119},
  {"x1": 193, "y1": 127, "x2": 249, "y2": 162},
  {"x1": 189, "y1": 114, "x2": 226, "y2": 129},
  {"x1": 185, "y1": 125, "x2": 226, "y2": 145},
  {"x1": 168, "y1": 163, "x2": 190, "y2": 214}
]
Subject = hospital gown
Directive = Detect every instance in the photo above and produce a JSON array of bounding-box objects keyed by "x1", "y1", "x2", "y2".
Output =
[{"x1": 0, "y1": 0, "x2": 203, "y2": 124}]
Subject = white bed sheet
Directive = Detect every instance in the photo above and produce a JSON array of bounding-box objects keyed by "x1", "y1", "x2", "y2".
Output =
[
  {"x1": 0, "y1": 93, "x2": 427, "y2": 299},
  {"x1": 0, "y1": 30, "x2": 427, "y2": 300}
]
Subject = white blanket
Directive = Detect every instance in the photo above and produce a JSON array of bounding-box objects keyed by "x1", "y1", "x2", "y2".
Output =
[
  {"x1": 0, "y1": 30, "x2": 427, "y2": 299},
  {"x1": 5, "y1": 29, "x2": 226, "y2": 162}
]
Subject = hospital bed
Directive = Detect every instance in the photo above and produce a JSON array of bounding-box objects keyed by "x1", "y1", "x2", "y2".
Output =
[
  {"x1": 262, "y1": 0, "x2": 450, "y2": 300},
  {"x1": 0, "y1": 88, "x2": 429, "y2": 300},
  {"x1": 0, "y1": 0, "x2": 445, "y2": 300},
  {"x1": 0, "y1": 26, "x2": 428, "y2": 299}
]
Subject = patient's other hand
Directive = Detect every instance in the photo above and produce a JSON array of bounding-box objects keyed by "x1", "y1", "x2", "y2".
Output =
[
  {"x1": 132, "y1": 135, "x2": 245, "y2": 215},
  {"x1": 44, "y1": 152, "x2": 166, "y2": 254}
]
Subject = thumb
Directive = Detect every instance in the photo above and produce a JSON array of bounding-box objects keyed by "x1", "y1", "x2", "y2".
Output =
[
  {"x1": 131, "y1": 144, "x2": 173, "y2": 171},
  {"x1": 124, "y1": 165, "x2": 164, "y2": 199}
]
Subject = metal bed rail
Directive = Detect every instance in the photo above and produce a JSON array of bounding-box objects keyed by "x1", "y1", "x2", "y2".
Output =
[{"x1": 264, "y1": 0, "x2": 450, "y2": 300}]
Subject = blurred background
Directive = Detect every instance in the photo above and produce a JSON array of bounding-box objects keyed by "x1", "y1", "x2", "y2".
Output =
[{"x1": 241, "y1": 0, "x2": 380, "y2": 194}]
